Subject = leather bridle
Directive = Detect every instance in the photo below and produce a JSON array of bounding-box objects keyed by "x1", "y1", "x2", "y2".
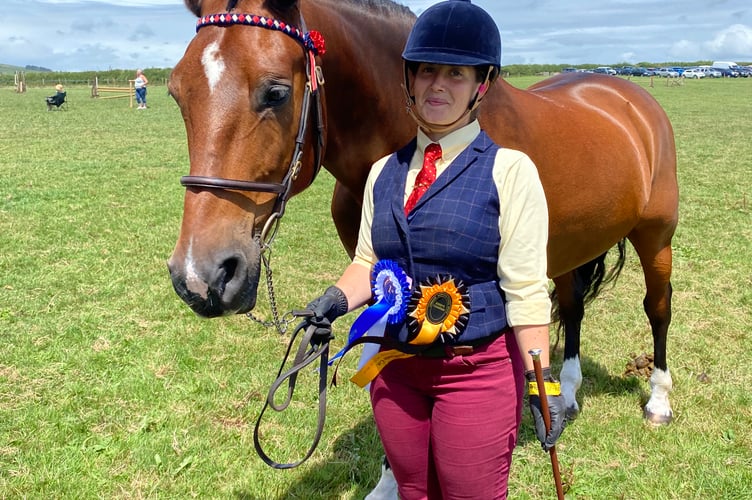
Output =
[
  {"x1": 180, "y1": 12, "x2": 326, "y2": 251},
  {"x1": 178, "y1": 12, "x2": 330, "y2": 469}
]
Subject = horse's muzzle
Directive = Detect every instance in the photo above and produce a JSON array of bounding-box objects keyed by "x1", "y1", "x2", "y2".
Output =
[{"x1": 167, "y1": 249, "x2": 259, "y2": 317}]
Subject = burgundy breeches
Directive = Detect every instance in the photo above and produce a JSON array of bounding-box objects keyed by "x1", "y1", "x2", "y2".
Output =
[{"x1": 370, "y1": 332, "x2": 525, "y2": 499}]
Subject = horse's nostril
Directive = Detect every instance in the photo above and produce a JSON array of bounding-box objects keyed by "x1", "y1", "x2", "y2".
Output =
[{"x1": 220, "y1": 257, "x2": 239, "y2": 286}]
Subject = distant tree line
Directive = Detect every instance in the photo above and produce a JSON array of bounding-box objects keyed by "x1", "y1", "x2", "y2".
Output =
[
  {"x1": 24, "y1": 65, "x2": 52, "y2": 72},
  {"x1": 0, "y1": 67, "x2": 174, "y2": 88},
  {"x1": 3, "y1": 61, "x2": 750, "y2": 88}
]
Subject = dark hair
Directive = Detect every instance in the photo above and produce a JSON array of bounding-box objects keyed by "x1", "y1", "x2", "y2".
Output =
[{"x1": 406, "y1": 61, "x2": 492, "y2": 83}]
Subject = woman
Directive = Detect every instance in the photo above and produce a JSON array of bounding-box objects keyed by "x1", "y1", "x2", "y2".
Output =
[
  {"x1": 134, "y1": 69, "x2": 148, "y2": 109},
  {"x1": 305, "y1": 1, "x2": 565, "y2": 497}
]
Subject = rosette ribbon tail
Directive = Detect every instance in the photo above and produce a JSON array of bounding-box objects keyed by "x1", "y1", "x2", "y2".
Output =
[
  {"x1": 351, "y1": 275, "x2": 470, "y2": 388},
  {"x1": 328, "y1": 298, "x2": 391, "y2": 366},
  {"x1": 329, "y1": 260, "x2": 410, "y2": 386}
]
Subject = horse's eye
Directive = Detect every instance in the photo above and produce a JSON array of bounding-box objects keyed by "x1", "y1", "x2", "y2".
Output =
[{"x1": 263, "y1": 84, "x2": 291, "y2": 108}]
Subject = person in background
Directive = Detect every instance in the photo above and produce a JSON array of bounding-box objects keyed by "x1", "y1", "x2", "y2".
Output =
[
  {"x1": 134, "y1": 69, "x2": 148, "y2": 109},
  {"x1": 46, "y1": 84, "x2": 66, "y2": 110},
  {"x1": 302, "y1": 1, "x2": 566, "y2": 498}
]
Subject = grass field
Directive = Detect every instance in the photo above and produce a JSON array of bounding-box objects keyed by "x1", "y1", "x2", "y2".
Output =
[{"x1": 1, "y1": 76, "x2": 751, "y2": 499}]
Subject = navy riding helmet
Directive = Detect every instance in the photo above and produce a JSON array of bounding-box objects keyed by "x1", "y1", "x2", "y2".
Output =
[{"x1": 402, "y1": 0, "x2": 502, "y2": 74}]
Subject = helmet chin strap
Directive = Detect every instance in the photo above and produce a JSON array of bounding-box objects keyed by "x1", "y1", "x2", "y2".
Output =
[{"x1": 401, "y1": 67, "x2": 493, "y2": 136}]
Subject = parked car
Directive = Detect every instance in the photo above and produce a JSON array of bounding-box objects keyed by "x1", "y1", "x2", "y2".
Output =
[
  {"x1": 671, "y1": 67, "x2": 686, "y2": 76},
  {"x1": 561, "y1": 67, "x2": 578, "y2": 73},
  {"x1": 617, "y1": 66, "x2": 648, "y2": 76},
  {"x1": 628, "y1": 67, "x2": 649, "y2": 77},
  {"x1": 593, "y1": 66, "x2": 617, "y2": 75},
  {"x1": 698, "y1": 66, "x2": 722, "y2": 78},
  {"x1": 736, "y1": 66, "x2": 752, "y2": 77},
  {"x1": 656, "y1": 67, "x2": 680, "y2": 78},
  {"x1": 682, "y1": 68, "x2": 705, "y2": 79},
  {"x1": 713, "y1": 67, "x2": 739, "y2": 77},
  {"x1": 645, "y1": 67, "x2": 660, "y2": 76}
]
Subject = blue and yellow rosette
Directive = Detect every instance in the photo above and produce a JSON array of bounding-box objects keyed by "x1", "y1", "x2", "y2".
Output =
[
  {"x1": 328, "y1": 260, "x2": 410, "y2": 367},
  {"x1": 350, "y1": 274, "x2": 470, "y2": 388}
]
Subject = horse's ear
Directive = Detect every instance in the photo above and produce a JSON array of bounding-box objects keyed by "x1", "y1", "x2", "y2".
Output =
[{"x1": 184, "y1": 0, "x2": 202, "y2": 18}]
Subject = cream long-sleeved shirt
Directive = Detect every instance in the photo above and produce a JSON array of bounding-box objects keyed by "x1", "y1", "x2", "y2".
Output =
[{"x1": 352, "y1": 121, "x2": 551, "y2": 327}]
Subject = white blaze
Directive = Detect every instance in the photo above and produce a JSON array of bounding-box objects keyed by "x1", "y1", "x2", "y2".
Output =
[
  {"x1": 184, "y1": 239, "x2": 209, "y2": 298},
  {"x1": 201, "y1": 41, "x2": 225, "y2": 93}
]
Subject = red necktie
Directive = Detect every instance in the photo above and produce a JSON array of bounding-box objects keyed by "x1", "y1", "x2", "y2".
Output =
[{"x1": 405, "y1": 143, "x2": 442, "y2": 215}]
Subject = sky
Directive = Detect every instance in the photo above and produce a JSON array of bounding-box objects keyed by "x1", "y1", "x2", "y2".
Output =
[{"x1": 1, "y1": 0, "x2": 751, "y2": 72}]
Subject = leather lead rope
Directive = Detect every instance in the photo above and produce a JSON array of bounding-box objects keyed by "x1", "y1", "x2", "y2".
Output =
[{"x1": 253, "y1": 316, "x2": 333, "y2": 469}]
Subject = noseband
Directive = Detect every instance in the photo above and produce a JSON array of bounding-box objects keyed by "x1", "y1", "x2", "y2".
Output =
[{"x1": 180, "y1": 12, "x2": 326, "y2": 250}]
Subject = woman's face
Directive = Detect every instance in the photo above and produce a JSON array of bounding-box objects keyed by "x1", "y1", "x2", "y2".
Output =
[{"x1": 411, "y1": 63, "x2": 480, "y2": 132}]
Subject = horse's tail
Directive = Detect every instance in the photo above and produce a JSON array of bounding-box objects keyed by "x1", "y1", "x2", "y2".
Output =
[{"x1": 550, "y1": 238, "x2": 627, "y2": 339}]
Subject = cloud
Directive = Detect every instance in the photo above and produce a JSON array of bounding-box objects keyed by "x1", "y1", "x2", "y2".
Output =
[
  {"x1": 2, "y1": 0, "x2": 751, "y2": 71},
  {"x1": 0, "y1": 0, "x2": 195, "y2": 71},
  {"x1": 670, "y1": 39, "x2": 702, "y2": 60},
  {"x1": 671, "y1": 23, "x2": 752, "y2": 60},
  {"x1": 128, "y1": 24, "x2": 157, "y2": 42},
  {"x1": 37, "y1": 0, "x2": 179, "y2": 5},
  {"x1": 71, "y1": 17, "x2": 117, "y2": 34},
  {"x1": 705, "y1": 23, "x2": 752, "y2": 56}
]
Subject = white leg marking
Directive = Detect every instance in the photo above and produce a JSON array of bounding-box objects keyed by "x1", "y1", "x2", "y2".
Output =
[
  {"x1": 560, "y1": 356, "x2": 582, "y2": 414},
  {"x1": 364, "y1": 461, "x2": 398, "y2": 500},
  {"x1": 201, "y1": 41, "x2": 225, "y2": 93},
  {"x1": 645, "y1": 367, "x2": 673, "y2": 419}
]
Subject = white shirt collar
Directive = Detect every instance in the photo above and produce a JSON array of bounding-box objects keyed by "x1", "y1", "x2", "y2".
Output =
[{"x1": 416, "y1": 121, "x2": 481, "y2": 164}]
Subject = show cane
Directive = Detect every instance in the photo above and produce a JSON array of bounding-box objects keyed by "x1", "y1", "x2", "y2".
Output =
[{"x1": 529, "y1": 348, "x2": 565, "y2": 500}]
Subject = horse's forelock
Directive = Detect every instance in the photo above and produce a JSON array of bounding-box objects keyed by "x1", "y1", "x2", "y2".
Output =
[
  {"x1": 184, "y1": 0, "x2": 201, "y2": 17},
  {"x1": 183, "y1": 0, "x2": 299, "y2": 17},
  {"x1": 183, "y1": 0, "x2": 230, "y2": 17},
  {"x1": 267, "y1": 0, "x2": 299, "y2": 13},
  {"x1": 229, "y1": 0, "x2": 300, "y2": 14}
]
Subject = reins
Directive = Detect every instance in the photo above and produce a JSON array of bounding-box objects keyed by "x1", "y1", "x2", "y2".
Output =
[
  {"x1": 180, "y1": 11, "x2": 330, "y2": 468},
  {"x1": 253, "y1": 312, "x2": 333, "y2": 469}
]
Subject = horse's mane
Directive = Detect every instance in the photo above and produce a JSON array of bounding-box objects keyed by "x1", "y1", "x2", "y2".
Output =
[
  {"x1": 349, "y1": 0, "x2": 414, "y2": 17},
  {"x1": 222, "y1": 0, "x2": 414, "y2": 18}
]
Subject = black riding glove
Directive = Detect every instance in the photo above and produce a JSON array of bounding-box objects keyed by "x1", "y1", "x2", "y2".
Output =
[
  {"x1": 305, "y1": 286, "x2": 349, "y2": 330},
  {"x1": 526, "y1": 367, "x2": 567, "y2": 451}
]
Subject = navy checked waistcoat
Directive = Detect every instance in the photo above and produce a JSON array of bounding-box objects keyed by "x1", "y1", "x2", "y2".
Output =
[{"x1": 372, "y1": 131, "x2": 508, "y2": 343}]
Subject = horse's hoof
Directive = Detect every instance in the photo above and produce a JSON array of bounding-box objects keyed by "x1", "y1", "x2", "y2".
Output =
[{"x1": 644, "y1": 409, "x2": 673, "y2": 425}]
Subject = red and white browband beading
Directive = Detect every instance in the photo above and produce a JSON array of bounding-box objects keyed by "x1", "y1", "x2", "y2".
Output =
[{"x1": 196, "y1": 12, "x2": 326, "y2": 56}]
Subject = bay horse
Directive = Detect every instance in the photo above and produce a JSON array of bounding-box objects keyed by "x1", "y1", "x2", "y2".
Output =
[{"x1": 168, "y1": 0, "x2": 677, "y2": 444}]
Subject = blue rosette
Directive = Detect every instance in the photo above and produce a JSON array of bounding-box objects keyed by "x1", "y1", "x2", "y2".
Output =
[{"x1": 328, "y1": 260, "x2": 410, "y2": 366}]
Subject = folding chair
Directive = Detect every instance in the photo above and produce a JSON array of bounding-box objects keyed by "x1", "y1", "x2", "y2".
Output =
[{"x1": 46, "y1": 92, "x2": 68, "y2": 111}]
